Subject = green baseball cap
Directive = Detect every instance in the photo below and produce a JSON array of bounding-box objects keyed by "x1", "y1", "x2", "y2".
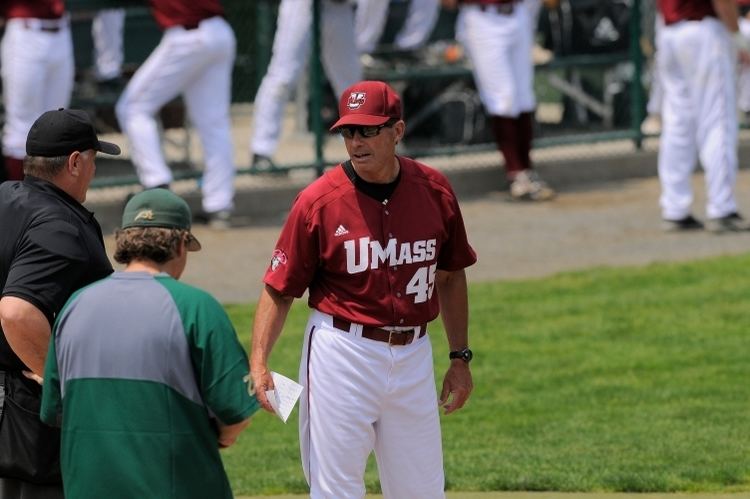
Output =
[{"x1": 121, "y1": 189, "x2": 201, "y2": 251}]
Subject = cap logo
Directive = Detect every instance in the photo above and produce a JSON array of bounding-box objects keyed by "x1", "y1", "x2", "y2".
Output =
[
  {"x1": 347, "y1": 92, "x2": 367, "y2": 110},
  {"x1": 134, "y1": 209, "x2": 154, "y2": 222}
]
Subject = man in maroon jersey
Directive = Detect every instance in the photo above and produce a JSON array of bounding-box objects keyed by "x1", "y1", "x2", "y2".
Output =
[
  {"x1": 0, "y1": 0, "x2": 74, "y2": 182},
  {"x1": 251, "y1": 80, "x2": 477, "y2": 498}
]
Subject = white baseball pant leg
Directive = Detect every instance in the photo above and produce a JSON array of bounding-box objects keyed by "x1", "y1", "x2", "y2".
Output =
[
  {"x1": 299, "y1": 311, "x2": 445, "y2": 499},
  {"x1": 355, "y1": 0, "x2": 390, "y2": 54},
  {"x1": 320, "y1": 0, "x2": 363, "y2": 97},
  {"x1": 116, "y1": 17, "x2": 237, "y2": 213},
  {"x1": 657, "y1": 18, "x2": 738, "y2": 220},
  {"x1": 737, "y1": 18, "x2": 750, "y2": 113},
  {"x1": 1, "y1": 19, "x2": 74, "y2": 160},
  {"x1": 456, "y1": 4, "x2": 535, "y2": 117},
  {"x1": 251, "y1": 0, "x2": 313, "y2": 158},
  {"x1": 92, "y1": 8, "x2": 125, "y2": 81},
  {"x1": 647, "y1": 14, "x2": 664, "y2": 116},
  {"x1": 394, "y1": 0, "x2": 441, "y2": 51}
]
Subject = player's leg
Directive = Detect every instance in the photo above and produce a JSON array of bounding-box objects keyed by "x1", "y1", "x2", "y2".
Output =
[
  {"x1": 115, "y1": 30, "x2": 196, "y2": 188},
  {"x1": 299, "y1": 311, "x2": 385, "y2": 499},
  {"x1": 321, "y1": 0, "x2": 363, "y2": 97},
  {"x1": 182, "y1": 18, "x2": 237, "y2": 215},
  {"x1": 42, "y1": 27, "x2": 75, "y2": 113},
  {"x1": 693, "y1": 19, "x2": 739, "y2": 221},
  {"x1": 1, "y1": 23, "x2": 50, "y2": 178},
  {"x1": 373, "y1": 336, "x2": 445, "y2": 499},
  {"x1": 92, "y1": 9, "x2": 125, "y2": 82},
  {"x1": 656, "y1": 24, "x2": 699, "y2": 222},
  {"x1": 354, "y1": 0, "x2": 390, "y2": 54},
  {"x1": 394, "y1": 0, "x2": 441, "y2": 51},
  {"x1": 251, "y1": 0, "x2": 313, "y2": 160}
]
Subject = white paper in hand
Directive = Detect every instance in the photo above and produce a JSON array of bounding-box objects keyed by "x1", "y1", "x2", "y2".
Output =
[{"x1": 264, "y1": 371, "x2": 303, "y2": 423}]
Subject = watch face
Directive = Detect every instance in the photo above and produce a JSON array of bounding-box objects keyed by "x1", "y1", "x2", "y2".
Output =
[{"x1": 451, "y1": 348, "x2": 473, "y2": 362}]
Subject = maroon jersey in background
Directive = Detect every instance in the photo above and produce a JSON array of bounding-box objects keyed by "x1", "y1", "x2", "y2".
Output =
[
  {"x1": 658, "y1": 0, "x2": 716, "y2": 25},
  {"x1": 148, "y1": 0, "x2": 224, "y2": 29},
  {"x1": 2, "y1": 0, "x2": 64, "y2": 19}
]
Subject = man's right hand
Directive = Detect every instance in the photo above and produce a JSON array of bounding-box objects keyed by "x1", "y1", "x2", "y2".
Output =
[{"x1": 251, "y1": 366, "x2": 276, "y2": 413}]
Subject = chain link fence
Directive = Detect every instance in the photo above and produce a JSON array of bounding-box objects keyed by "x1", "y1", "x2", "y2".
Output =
[{"x1": 59, "y1": 0, "x2": 651, "y2": 189}]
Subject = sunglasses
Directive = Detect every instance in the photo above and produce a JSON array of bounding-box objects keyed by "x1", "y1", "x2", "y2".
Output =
[{"x1": 338, "y1": 120, "x2": 397, "y2": 139}]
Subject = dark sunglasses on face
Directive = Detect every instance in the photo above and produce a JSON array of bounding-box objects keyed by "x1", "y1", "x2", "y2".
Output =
[{"x1": 338, "y1": 119, "x2": 397, "y2": 139}]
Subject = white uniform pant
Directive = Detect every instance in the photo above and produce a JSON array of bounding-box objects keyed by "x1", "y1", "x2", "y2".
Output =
[
  {"x1": 251, "y1": 0, "x2": 362, "y2": 158},
  {"x1": 116, "y1": 16, "x2": 236, "y2": 214},
  {"x1": 737, "y1": 18, "x2": 750, "y2": 113},
  {"x1": 0, "y1": 19, "x2": 74, "y2": 160},
  {"x1": 355, "y1": 0, "x2": 440, "y2": 53},
  {"x1": 299, "y1": 310, "x2": 445, "y2": 499},
  {"x1": 656, "y1": 18, "x2": 738, "y2": 220},
  {"x1": 92, "y1": 8, "x2": 125, "y2": 81},
  {"x1": 456, "y1": 3, "x2": 535, "y2": 117}
]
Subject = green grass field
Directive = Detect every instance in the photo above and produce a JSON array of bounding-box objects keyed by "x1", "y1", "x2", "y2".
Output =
[{"x1": 221, "y1": 254, "x2": 750, "y2": 496}]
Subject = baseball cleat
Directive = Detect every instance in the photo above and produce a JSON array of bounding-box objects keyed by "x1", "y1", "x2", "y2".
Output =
[
  {"x1": 508, "y1": 170, "x2": 555, "y2": 201},
  {"x1": 661, "y1": 214, "x2": 704, "y2": 232},
  {"x1": 706, "y1": 212, "x2": 750, "y2": 233}
]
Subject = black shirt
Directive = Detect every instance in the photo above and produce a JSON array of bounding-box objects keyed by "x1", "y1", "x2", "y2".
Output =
[{"x1": 0, "y1": 176, "x2": 113, "y2": 371}]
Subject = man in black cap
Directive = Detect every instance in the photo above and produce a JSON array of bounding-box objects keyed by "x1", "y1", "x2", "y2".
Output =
[{"x1": 0, "y1": 108, "x2": 120, "y2": 498}]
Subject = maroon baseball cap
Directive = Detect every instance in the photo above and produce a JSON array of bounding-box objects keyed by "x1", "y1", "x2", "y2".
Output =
[{"x1": 330, "y1": 80, "x2": 402, "y2": 131}]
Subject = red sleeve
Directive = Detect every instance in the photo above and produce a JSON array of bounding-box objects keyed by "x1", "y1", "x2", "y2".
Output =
[
  {"x1": 437, "y1": 184, "x2": 477, "y2": 272},
  {"x1": 262, "y1": 195, "x2": 320, "y2": 298}
]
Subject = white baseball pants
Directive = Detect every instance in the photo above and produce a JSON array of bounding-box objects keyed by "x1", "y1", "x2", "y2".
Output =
[
  {"x1": 456, "y1": 3, "x2": 536, "y2": 118},
  {"x1": 355, "y1": 0, "x2": 440, "y2": 53},
  {"x1": 251, "y1": 0, "x2": 362, "y2": 158},
  {"x1": 116, "y1": 16, "x2": 236, "y2": 214},
  {"x1": 1, "y1": 18, "x2": 74, "y2": 160},
  {"x1": 92, "y1": 9, "x2": 125, "y2": 81},
  {"x1": 656, "y1": 17, "x2": 738, "y2": 220},
  {"x1": 299, "y1": 310, "x2": 445, "y2": 499}
]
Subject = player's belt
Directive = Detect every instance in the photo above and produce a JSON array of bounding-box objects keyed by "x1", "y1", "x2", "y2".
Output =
[
  {"x1": 462, "y1": 1, "x2": 516, "y2": 15},
  {"x1": 21, "y1": 17, "x2": 66, "y2": 33},
  {"x1": 332, "y1": 317, "x2": 427, "y2": 346}
]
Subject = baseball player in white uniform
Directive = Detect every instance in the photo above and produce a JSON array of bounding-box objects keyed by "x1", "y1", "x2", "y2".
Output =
[
  {"x1": 116, "y1": 0, "x2": 236, "y2": 226},
  {"x1": 250, "y1": 0, "x2": 362, "y2": 171},
  {"x1": 446, "y1": 0, "x2": 556, "y2": 201},
  {"x1": 251, "y1": 81, "x2": 476, "y2": 498},
  {"x1": 656, "y1": 0, "x2": 750, "y2": 232},
  {"x1": 1, "y1": 0, "x2": 73, "y2": 181},
  {"x1": 355, "y1": 0, "x2": 441, "y2": 54}
]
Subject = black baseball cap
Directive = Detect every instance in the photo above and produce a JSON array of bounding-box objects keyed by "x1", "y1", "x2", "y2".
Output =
[{"x1": 26, "y1": 108, "x2": 121, "y2": 157}]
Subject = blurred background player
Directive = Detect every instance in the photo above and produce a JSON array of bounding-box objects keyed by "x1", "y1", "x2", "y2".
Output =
[
  {"x1": 1, "y1": 0, "x2": 74, "y2": 181},
  {"x1": 116, "y1": 0, "x2": 237, "y2": 229},
  {"x1": 355, "y1": 0, "x2": 441, "y2": 57},
  {"x1": 91, "y1": 8, "x2": 125, "y2": 88},
  {"x1": 249, "y1": 0, "x2": 362, "y2": 171},
  {"x1": 444, "y1": 0, "x2": 556, "y2": 201},
  {"x1": 656, "y1": 0, "x2": 750, "y2": 232}
]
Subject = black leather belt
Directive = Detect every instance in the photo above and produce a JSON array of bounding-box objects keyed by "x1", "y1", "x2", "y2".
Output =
[
  {"x1": 22, "y1": 19, "x2": 63, "y2": 33},
  {"x1": 332, "y1": 317, "x2": 427, "y2": 346},
  {"x1": 479, "y1": 3, "x2": 515, "y2": 15}
]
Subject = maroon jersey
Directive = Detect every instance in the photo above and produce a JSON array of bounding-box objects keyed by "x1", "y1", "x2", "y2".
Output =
[
  {"x1": 264, "y1": 157, "x2": 477, "y2": 327},
  {"x1": 2, "y1": 0, "x2": 64, "y2": 19},
  {"x1": 658, "y1": 0, "x2": 716, "y2": 25},
  {"x1": 148, "y1": 0, "x2": 224, "y2": 30}
]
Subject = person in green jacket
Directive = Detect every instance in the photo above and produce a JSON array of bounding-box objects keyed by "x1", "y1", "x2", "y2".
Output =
[{"x1": 41, "y1": 189, "x2": 258, "y2": 499}]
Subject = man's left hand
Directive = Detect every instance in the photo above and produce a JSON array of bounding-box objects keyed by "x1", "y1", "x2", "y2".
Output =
[{"x1": 439, "y1": 361, "x2": 473, "y2": 414}]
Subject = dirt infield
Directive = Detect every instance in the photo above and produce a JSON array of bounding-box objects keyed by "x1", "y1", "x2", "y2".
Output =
[{"x1": 103, "y1": 168, "x2": 750, "y2": 304}]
